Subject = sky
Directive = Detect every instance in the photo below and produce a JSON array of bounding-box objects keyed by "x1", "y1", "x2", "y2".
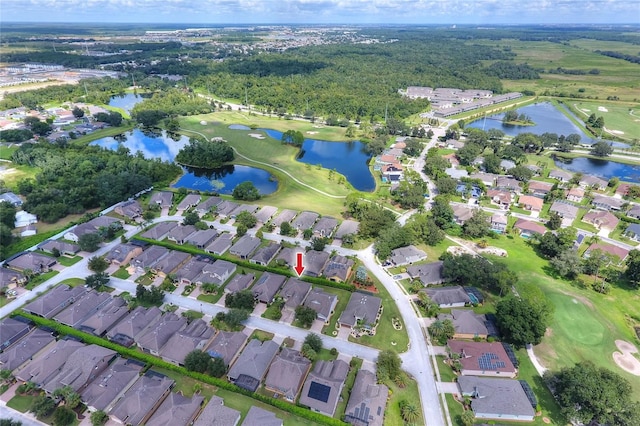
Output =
[{"x1": 1, "y1": 0, "x2": 639, "y2": 24}]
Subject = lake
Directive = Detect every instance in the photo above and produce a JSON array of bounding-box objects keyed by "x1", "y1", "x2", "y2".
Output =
[
  {"x1": 108, "y1": 93, "x2": 145, "y2": 114},
  {"x1": 554, "y1": 156, "x2": 640, "y2": 183},
  {"x1": 257, "y1": 128, "x2": 375, "y2": 192},
  {"x1": 91, "y1": 129, "x2": 277, "y2": 194},
  {"x1": 468, "y1": 102, "x2": 628, "y2": 148}
]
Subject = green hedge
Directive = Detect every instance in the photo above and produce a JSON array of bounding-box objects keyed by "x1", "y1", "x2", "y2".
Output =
[
  {"x1": 16, "y1": 311, "x2": 348, "y2": 426},
  {"x1": 132, "y1": 236, "x2": 355, "y2": 292}
]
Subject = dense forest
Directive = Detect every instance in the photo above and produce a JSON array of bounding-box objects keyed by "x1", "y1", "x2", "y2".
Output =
[
  {"x1": 11, "y1": 143, "x2": 181, "y2": 223},
  {"x1": 175, "y1": 138, "x2": 235, "y2": 169}
]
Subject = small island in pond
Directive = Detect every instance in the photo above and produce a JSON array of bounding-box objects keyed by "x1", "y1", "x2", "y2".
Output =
[
  {"x1": 175, "y1": 137, "x2": 235, "y2": 169},
  {"x1": 503, "y1": 109, "x2": 535, "y2": 126}
]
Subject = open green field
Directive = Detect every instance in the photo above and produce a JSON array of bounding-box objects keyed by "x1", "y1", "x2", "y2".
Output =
[
  {"x1": 471, "y1": 39, "x2": 640, "y2": 101},
  {"x1": 180, "y1": 113, "x2": 357, "y2": 216},
  {"x1": 485, "y1": 236, "x2": 640, "y2": 401},
  {"x1": 570, "y1": 39, "x2": 640, "y2": 56},
  {"x1": 566, "y1": 100, "x2": 640, "y2": 140}
]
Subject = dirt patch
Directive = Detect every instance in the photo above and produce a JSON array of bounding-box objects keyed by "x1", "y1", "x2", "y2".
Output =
[
  {"x1": 613, "y1": 340, "x2": 640, "y2": 376},
  {"x1": 248, "y1": 133, "x2": 265, "y2": 139}
]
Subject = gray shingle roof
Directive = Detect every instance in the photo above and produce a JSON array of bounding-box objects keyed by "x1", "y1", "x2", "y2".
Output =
[
  {"x1": 206, "y1": 233, "x2": 234, "y2": 255},
  {"x1": 15, "y1": 339, "x2": 85, "y2": 385},
  {"x1": 264, "y1": 348, "x2": 312, "y2": 401},
  {"x1": 389, "y1": 245, "x2": 427, "y2": 266},
  {"x1": 291, "y1": 211, "x2": 319, "y2": 230},
  {"x1": 109, "y1": 374, "x2": 175, "y2": 426},
  {"x1": 229, "y1": 235, "x2": 261, "y2": 258},
  {"x1": 424, "y1": 286, "x2": 471, "y2": 307},
  {"x1": 23, "y1": 284, "x2": 87, "y2": 319},
  {"x1": 137, "y1": 313, "x2": 187, "y2": 354},
  {"x1": 299, "y1": 360, "x2": 349, "y2": 416},
  {"x1": 146, "y1": 392, "x2": 204, "y2": 426},
  {"x1": 303, "y1": 288, "x2": 338, "y2": 322},
  {"x1": 550, "y1": 201, "x2": 580, "y2": 219},
  {"x1": 177, "y1": 193, "x2": 201, "y2": 210},
  {"x1": 53, "y1": 290, "x2": 112, "y2": 327},
  {"x1": 304, "y1": 250, "x2": 330, "y2": 277},
  {"x1": 339, "y1": 293, "x2": 382, "y2": 328},
  {"x1": 272, "y1": 209, "x2": 297, "y2": 226},
  {"x1": 81, "y1": 358, "x2": 143, "y2": 412},
  {"x1": 107, "y1": 306, "x2": 163, "y2": 342},
  {"x1": 323, "y1": 255, "x2": 354, "y2": 282},
  {"x1": 0, "y1": 328, "x2": 55, "y2": 371},
  {"x1": 227, "y1": 339, "x2": 279, "y2": 382},
  {"x1": 407, "y1": 261, "x2": 445, "y2": 286},
  {"x1": 313, "y1": 216, "x2": 338, "y2": 237},
  {"x1": 250, "y1": 242, "x2": 281, "y2": 265},
  {"x1": 224, "y1": 273, "x2": 255, "y2": 293},
  {"x1": 334, "y1": 220, "x2": 359, "y2": 239},
  {"x1": 252, "y1": 272, "x2": 286, "y2": 304},
  {"x1": 255, "y1": 206, "x2": 278, "y2": 223},
  {"x1": 279, "y1": 278, "x2": 312, "y2": 310},
  {"x1": 193, "y1": 396, "x2": 241, "y2": 426},
  {"x1": 344, "y1": 369, "x2": 388, "y2": 426},
  {"x1": 78, "y1": 297, "x2": 129, "y2": 336},
  {"x1": 241, "y1": 406, "x2": 283, "y2": 426},
  {"x1": 131, "y1": 245, "x2": 171, "y2": 270},
  {"x1": 458, "y1": 376, "x2": 535, "y2": 419},
  {"x1": 205, "y1": 331, "x2": 248, "y2": 367},
  {"x1": 160, "y1": 319, "x2": 215, "y2": 365},
  {"x1": 41, "y1": 344, "x2": 117, "y2": 393}
]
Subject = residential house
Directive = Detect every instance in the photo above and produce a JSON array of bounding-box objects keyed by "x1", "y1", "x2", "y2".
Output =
[
  {"x1": 446, "y1": 139, "x2": 464, "y2": 149},
  {"x1": 624, "y1": 223, "x2": 640, "y2": 242},
  {"x1": 335, "y1": 220, "x2": 359, "y2": 240},
  {"x1": 152, "y1": 250, "x2": 191, "y2": 277},
  {"x1": 224, "y1": 273, "x2": 255, "y2": 294},
  {"x1": 279, "y1": 278, "x2": 312, "y2": 312},
  {"x1": 215, "y1": 200, "x2": 239, "y2": 218},
  {"x1": 177, "y1": 193, "x2": 201, "y2": 211},
  {"x1": 193, "y1": 396, "x2": 241, "y2": 426},
  {"x1": 452, "y1": 205, "x2": 475, "y2": 225},
  {"x1": 150, "y1": 191, "x2": 174, "y2": 209},
  {"x1": 583, "y1": 210, "x2": 620, "y2": 233},
  {"x1": 0, "y1": 267, "x2": 26, "y2": 289},
  {"x1": 64, "y1": 216, "x2": 122, "y2": 242},
  {"x1": 518, "y1": 195, "x2": 543, "y2": 212},
  {"x1": 137, "y1": 312, "x2": 187, "y2": 356},
  {"x1": 14, "y1": 209, "x2": 36, "y2": 228},
  {"x1": 407, "y1": 261, "x2": 446, "y2": 286},
  {"x1": 140, "y1": 222, "x2": 178, "y2": 240},
  {"x1": 109, "y1": 374, "x2": 175, "y2": 426},
  {"x1": 388, "y1": 245, "x2": 427, "y2": 266},
  {"x1": 105, "y1": 243, "x2": 143, "y2": 266},
  {"x1": 196, "y1": 260, "x2": 236, "y2": 286},
  {"x1": 549, "y1": 201, "x2": 580, "y2": 220},
  {"x1": 304, "y1": 250, "x2": 330, "y2": 277},
  {"x1": 448, "y1": 340, "x2": 517, "y2": 378},
  {"x1": 469, "y1": 173, "x2": 497, "y2": 188},
  {"x1": 627, "y1": 205, "x2": 640, "y2": 220},
  {"x1": 292, "y1": 211, "x2": 319, "y2": 232},
  {"x1": 490, "y1": 214, "x2": 508, "y2": 233},
  {"x1": 592, "y1": 195, "x2": 624, "y2": 211},
  {"x1": 252, "y1": 272, "x2": 287, "y2": 304},
  {"x1": 23, "y1": 284, "x2": 87, "y2": 318},
  {"x1": 549, "y1": 169, "x2": 573, "y2": 182},
  {"x1": 130, "y1": 245, "x2": 170, "y2": 273},
  {"x1": 0, "y1": 317, "x2": 32, "y2": 351},
  {"x1": 344, "y1": 370, "x2": 388, "y2": 426},
  {"x1": 526, "y1": 164, "x2": 541, "y2": 175},
  {"x1": 438, "y1": 309, "x2": 494, "y2": 339},
  {"x1": 272, "y1": 209, "x2": 297, "y2": 227},
  {"x1": 303, "y1": 288, "x2": 338, "y2": 323},
  {"x1": 40, "y1": 344, "x2": 117, "y2": 394},
  {"x1": 486, "y1": 190, "x2": 512, "y2": 210},
  {"x1": 53, "y1": 290, "x2": 111, "y2": 327},
  {"x1": 229, "y1": 235, "x2": 261, "y2": 259},
  {"x1": 206, "y1": 331, "x2": 248, "y2": 367},
  {"x1": 264, "y1": 348, "x2": 312, "y2": 401},
  {"x1": 78, "y1": 297, "x2": 129, "y2": 336},
  {"x1": 584, "y1": 243, "x2": 629, "y2": 263},
  {"x1": 195, "y1": 196, "x2": 223, "y2": 216},
  {"x1": 227, "y1": 339, "x2": 279, "y2": 391},
  {"x1": 616, "y1": 183, "x2": 633, "y2": 198},
  {"x1": 115, "y1": 200, "x2": 142, "y2": 220},
  {"x1": 579, "y1": 175, "x2": 607, "y2": 190},
  {"x1": 274, "y1": 247, "x2": 302, "y2": 267},
  {"x1": 6, "y1": 252, "x2": 56, "y2": 274},
  {"x1": 255, "y1": 206, "x2": 278, "y2": 224},
  {"x1": 513, "y1": 219, "x2": 547, "y2": 238},
  {"x1": 241, "y1": 406, "x2": 283, "y2": 426},
  {"x1": 81, "y1": 358, "x2": 144, "y2": 412},
  {"x1": 381, "y1": 163, "x2": 404, "y2": 183},
  {"x1": 107, "y1": 306, "x2": 163, "y2": 347},
  {"x1": 566, "y1": 187, "x2": 585, "y2": 203},
  {"x1": 496, "y1": 176, "x2": 522, "y2": 193},
  {"x1": 167, "y1": 224, "x2": 198, "y2": 244},
  {"x1": 250, "y1": 242, "x2": 281, "y2": 266},
  {"x1": 442, "y1": 153, "x2": 458, "y2": 167},
  {"x1": 0, "y1": 328, "x2": 56, "y2": 372},
  {"x1": 146, "y1": 392, "x2": 204, "y2": 426},
  {"x1": 323, "y1": 255, "x2": 354, "y2": 282},
  {"x1": 338, "y1": 293, "x2": 382, "y2": 329},
  {"x1": 38, "y1": 240, "x2": 80, "y2": 256},
  {"x1": 186, "y1": 229, "x2": 219, "y2": 249},
  {"x1": 14, "y1": 339, "x2": 85, "y2": 386},
  {"x1": 299, "y1": 360, "x2": 349, "y2": 416},
  {"x1": 229, "y1": 204, "x2": 259, "y2": 218},
  {"x1": 313, "y1": 216, "x2": 338, "y2": 238},
  {"x1": 161, "y1": 319, "x2": 216, "y2": 366},
  {"x1": 457, "y1": 376, "x2": 535, "y2": 421},
  {"x1": 445, "y1": 167, "x2": 468, "y2": 179},
  {"x1": 423, "y1": 286, "x2": 471, "y2": 308},
  {"x1": 205, "y1": 233, "x2": 234, "y2": 256},
  {"x1": 500, "y1": 159, "x2": 516, "y2": 171},
  {"x1": 0, "y1": 191, "x2": 22, "y2": 206},
  {"x1": 527, "y1": 180, "x2": 553, "y2": 197},
  {"x1": 457, "y1": 184, "x2": 482, "y2": 199}
]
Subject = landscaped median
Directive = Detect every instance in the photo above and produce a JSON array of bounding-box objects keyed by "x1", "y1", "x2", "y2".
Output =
[{"x1": 15, "y1": 311, "x2": 349, "y2": 426}]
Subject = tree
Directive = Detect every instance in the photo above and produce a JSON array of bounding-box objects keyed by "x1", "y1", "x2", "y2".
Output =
[
  {"x1": 85, "y1": 272, "x2": 110, "y2": 289},
  {"x1": 225, "y1": 289, "x2": 256, "y2": 310},
  {"x1": 135, "y1": 284, "x2": 165, "y2": 306},
  {"x1": 416, "y1": 292, "x2": 440, "y2": 317},
  {"x1": 408, "y1": 215, "x2": 444, "y2": 246},
  {"x1": 403, "y1": 138, "x2": 423, "y2": 157},
  {"x1": 310, "y1": 236, "x2": 327, "y2": 251},
  {"x1": 184, "y1": 350, "x2": 214, "y2": 374},
  {"x1": 87, "y1": 256, "x2": 109, "y2": 273},
  {"x1": 461, "y1": 410, "x2": 475, "y2": 426},
  {"x1": 547, "y1": 211, "x2": 562, "y2": 230},
  {"x1": 295, "y1": 305, "x2": 317, "y2": 328},
  {"x1": 182, "y1": 211, "x2": 200, "y2": 226},
  {"x1": 423, "y1": 155, "x2": 450, "y2": 178},
  {"x1": 304, "y1": 333, "x2": 323, "y2": 352},
  {"x1": 590, "y1": 141, "x2": 613, "y2": 157},
  {"x1": 279, "y1": 221, "x2": 294, "y2": 236},
  {"x1": 216, "y1": 308, "x2": 249, "y2": 329},
  {"x1": 0, "y1": 420, "x2": 23, "y2": 426},
  {"x1": 483, "y1": 153, "x2": 502, "y2": 174},
  {"x1": 374, "y1": 224, "x2": 413, "y2": 260},
  {"x1": 281, "y1": 130, "x2": 304, "y2": 147},
  {"x1": 431, "y1": 195, "x2": 454, "y2": 229},
  {"x1": 71, "y1": 106, "x2": 84, "y2": 118},
  {"x1": 495, "y1": 297, "x2": 548, "y2": 347},
  {"x1": 435, "y1": 177, "x2": 458, "y2": 195},
  {"x1": 376, "y1": 350, "x2": 402, "y2": 382},
  {"x1": 428, "y1": 319, "x2": 455, "y2": 345},
  {"x1": 208, "y1": 356, "x2": 227, "y2": 378},
  {"x1": 462, "y1": 210, "x2": 491, "y2": 239},
  {"x1": 624, "y1": 249, "x2": 640, "y2": 288},
  {"x1": 30, "y1": 395, "x2": 55, "y2": 418},
  {"x1": 78, "y1": 232, "x2": 102, "y2": 252},
  {"x1": 0, "y1": 203, "x2": 16, "y2": 228},
  {"x1": 175, "y1": 138, "x2": 234, "y2": 168},
  {"x1": 232, "y1": 181, "x2": 260, "y2": 201},
  {"x1": 52, "y1": 385, "x2": 81, "y2": 409},
  {"x1": 551, "y1": 362, "x2": 640, "y2": 426},
  {"x1": 364, "y1": 136, "x2": 387, "y2": 156},
  {"x1": 301, "y1": 343, "x2": 317, "y2": 361},
  {"x1": 133, "y1": 109, "x2": 166, "y2": 127},
  {"x1": 507, "y1": 165, "x2": 533, "y2": 182},
  {"x1": 550, "y1": 250, "x2": 583, "y2": 279},
  {"x1": 512, "y1": 133, "x2": 542, "y2": 153},
  {"x1": 456, "y1": 142, "x2": 482, "y2": 166},
  {"x1": 233, "y1": 211, "x2": 256, "y2": 229},
  {"x1": 400, "y1": 402, "x2": 421, "y2": 424},
  {"x1": 90, "y1": 410, "x2": 109, "y2": 426},
  {"x1": 53, "y1": 407, "x2": 75, "y2": 426}
]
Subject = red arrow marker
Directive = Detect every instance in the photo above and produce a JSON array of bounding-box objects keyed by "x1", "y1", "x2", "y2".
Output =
[{"x1": 294, "y1": 252, "x2": 305, "y2": 277}]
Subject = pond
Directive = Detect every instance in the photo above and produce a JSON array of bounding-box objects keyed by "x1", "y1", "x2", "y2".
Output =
[
  {"x1": 467, "y1": 102, "x2": 628, "y2": 148},
  {"x1": 108, "y1": 93, "x2": 145, "y2": 114},
  {"x1": 554, "y1": 156, "x2": 640, "y2": 183},
  {"x1": 256, "y1": 128, "x2": 375, "y2": 192},
  {"x1": 91, "y1": 129, "x2": 277, "y2": 194}
]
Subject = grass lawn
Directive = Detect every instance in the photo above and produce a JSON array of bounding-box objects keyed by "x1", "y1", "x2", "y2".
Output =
[
  {"x1": 0, "y1": 163, "x2": 39, "y2": 190},
  {"x1": 6, "y1": 394, "x2": 34, "y2": 412},
  {"x1": 0, "y1": 145, "x2": 18, "y2": 160},
  {"x1": 515, "y1": 348, "x2": 564, "y2": 425},
  {"x1": 485, "y1": 235, "x2": 640, "y2": 401},
  {"x1": 385, "y1": 377, "x2": 421, "y2": 426},
  {"x1": 25, "y1": 270, "x2": 59, "y2": 290},
  {"x1": 112, "y1": 266, "x2": 131, "y2": 279},
  {"x1": 249, "y1": 329, "x2": 275, "y2": 341},
  {"x1": 436, "y1": 355, "x2": 457, "y2": 383},
  {"x1": 59, "y1": 278, "x2": 86, "y2": 287},
  {"x1": 56, "y1": 255, "x2": 83, "y2": 267},
  {"x1": 446, "y1": 394, "x2": 466, "y2": 426},
  {"x1": 348, "y1": 276, "x2": 410, "y2": 353},
  {"x1": 262, "y1": 299, "x2": 284, "y2": 321},
  {"x1": 568, "y1": 99, "x2": 640, "y2": 140},
  {"x1": 321, "y1": 287, "x2": 352, "y2": 337},
  {"x1": 151, "y1": 367, "x2": 218, "y2": 400},
  {"x1": 197, "y1": 292, "x2": 224, "y2": 304},
  {"x1": 335, "y1": 357, "x2": 362, "y2": 419}
]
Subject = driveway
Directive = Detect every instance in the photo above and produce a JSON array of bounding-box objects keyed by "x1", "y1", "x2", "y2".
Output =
[
  {"x1": 337, "y1": 325, "x2": 351, "y2": 340},
  {"x1": 437, "y1": 382, "x2": 461, "y2": 395},
  {"x1": 310, "y1": 319, "x2": 325, "y2": 333},
  {"x1": 253, "y1": 303, "x2": 267, "y2": 316}
]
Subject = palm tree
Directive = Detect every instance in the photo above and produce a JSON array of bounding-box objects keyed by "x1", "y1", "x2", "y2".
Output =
[{"x1": 401, "y1": 403, "x2": 421, "y2": 424}]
